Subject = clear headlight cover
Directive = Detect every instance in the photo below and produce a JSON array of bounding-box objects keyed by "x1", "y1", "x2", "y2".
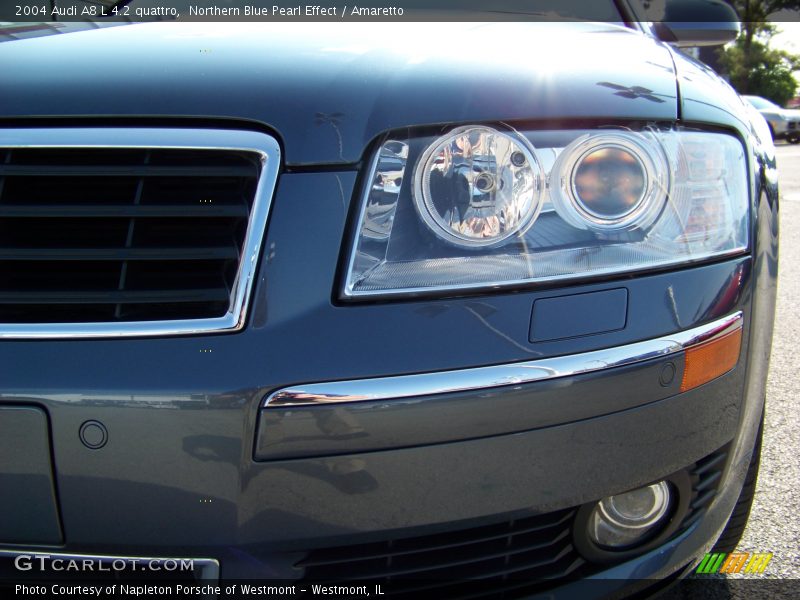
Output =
[
  {"x1": 343, "y1": 126, "x2": 749, "y2": 298},
  {"x1": 413, "y1": 126, "x2": 544, "y2": 248}
]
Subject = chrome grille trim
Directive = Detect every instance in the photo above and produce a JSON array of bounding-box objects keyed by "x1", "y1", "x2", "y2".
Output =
[{"x1": 0, "y1": 128, "x2": 280, "y2": 339}]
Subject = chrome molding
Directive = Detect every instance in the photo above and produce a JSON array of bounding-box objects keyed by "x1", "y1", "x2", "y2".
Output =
[
  {"x1": 0, "y1": 128, "x2": 280, "y2": 339},
  {"x1": 264, "y1": 312, "x2": 743, "y2": 407}
]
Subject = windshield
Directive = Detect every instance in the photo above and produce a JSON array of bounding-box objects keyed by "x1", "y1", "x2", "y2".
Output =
[{"x1": 744, "y1": 96, "x2": 780, "y2": 111}]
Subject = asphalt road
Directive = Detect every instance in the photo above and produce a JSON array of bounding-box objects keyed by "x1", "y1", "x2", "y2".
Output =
[
  {"x1": 667, "y1": 147, "x2": 800, "y2": 600},
  {"x1": 728, "y1": 142, "x2": 800, "y2": 580}
]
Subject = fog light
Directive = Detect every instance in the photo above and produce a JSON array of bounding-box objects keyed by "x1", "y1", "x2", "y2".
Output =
[{"x1": 588, "y1": 481, "x2": 671, "y2": 549}]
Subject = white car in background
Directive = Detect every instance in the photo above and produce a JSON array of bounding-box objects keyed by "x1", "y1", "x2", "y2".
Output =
[{"x1": 743, "y1": 95, "x2": 800, "y2": 143}]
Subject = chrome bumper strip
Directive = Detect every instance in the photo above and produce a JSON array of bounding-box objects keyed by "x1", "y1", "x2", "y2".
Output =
[{"x1": 264, "y1": 312, "x2": 743, "y2": 408}]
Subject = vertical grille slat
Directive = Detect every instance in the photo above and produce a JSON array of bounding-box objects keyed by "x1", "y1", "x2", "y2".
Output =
[
  {"x1": 0, "y1": 140, "x2": 264, "y2": 327},
  {"x1": 0, "y1": 149, "x2": 10, "y2": 199},
  {"x1": 115, "y1": 150, "x2": 148, "y2": 319}
]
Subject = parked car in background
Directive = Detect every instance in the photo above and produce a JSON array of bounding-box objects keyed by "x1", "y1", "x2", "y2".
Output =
[
  {"x1": 743, "y1": 94, "x2": 800, "y2": 143},
  {"x1": 0, "y1": 0, "x2": 779, "y2": 597}
]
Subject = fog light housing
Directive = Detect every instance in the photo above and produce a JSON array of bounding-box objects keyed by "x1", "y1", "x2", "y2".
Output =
[{"x1": 588, "y1": 481, "x2": 672, "y2": 549}]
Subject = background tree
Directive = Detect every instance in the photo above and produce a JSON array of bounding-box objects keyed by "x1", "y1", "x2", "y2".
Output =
[{"x1": 719, "y1": 0, "x2": 800, "y2": 105}]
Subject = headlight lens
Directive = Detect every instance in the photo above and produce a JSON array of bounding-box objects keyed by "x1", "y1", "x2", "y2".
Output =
[
  {"x1": 574, "y1": 148, "x2": 645, "y2": 215},
  {"x1": 413, "y1": 126, "x2": 544, "y2": 248},
  {"x1": 344, "y1": 126, "x2": 749, "y2": 298},
  {"x1": 551, "y1": 132, "x2": 668, "y2": 232}
]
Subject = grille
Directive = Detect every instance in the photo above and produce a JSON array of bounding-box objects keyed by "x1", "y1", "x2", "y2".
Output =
[
  {"x1": 296, "y1": 446, "x2": 729, "y2": 599},
  {"x1": 678, "y1": 444, "x2": 729, "y2": 534},
  {"x1": 298, "y1": 508, "x2": 586, "y2": 598},
  {"x1": 0, "y1": 128, "x2": 280, "y2": 337}
]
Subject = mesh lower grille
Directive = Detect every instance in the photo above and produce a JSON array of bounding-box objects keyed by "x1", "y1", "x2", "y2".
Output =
[{"x1": 0, "y1": 146, "x2": 260, "y2": 323}]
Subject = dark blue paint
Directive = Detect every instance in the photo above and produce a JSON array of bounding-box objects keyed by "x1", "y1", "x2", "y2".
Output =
[
  {"x1": 0, "y1": 22, "x2": 677, "y2": 165},
  {"x1": 530, "y1": 287, "x2": 628, "y2": 342}
]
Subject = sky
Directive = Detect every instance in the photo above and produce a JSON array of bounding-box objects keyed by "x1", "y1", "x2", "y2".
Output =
[
  {"x1": 771, "y1": 22, "x2": 800, "y2": 88},
  {"x1": 773, "y1": 22, "x2": 800, "y2": 54}
]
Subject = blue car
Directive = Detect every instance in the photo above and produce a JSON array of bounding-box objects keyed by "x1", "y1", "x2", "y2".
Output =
[{"x1": 0, "y1": 1, "x2": 778, "y2": 597}]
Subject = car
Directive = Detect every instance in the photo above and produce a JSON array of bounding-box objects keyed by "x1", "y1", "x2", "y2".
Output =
[
  {"x1": 743, "y1": 95, "x2": 800, "y2": 143},
  {"x1": 0, "y1": 0, "x2": 778, "y2": 597}
]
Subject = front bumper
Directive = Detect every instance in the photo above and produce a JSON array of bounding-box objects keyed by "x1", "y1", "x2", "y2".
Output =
[
  {"x1": 0, "y1": 307, "x2": 761, "y2": 588},
  {"x1": 771, "y1": 118, "x2": 800, "y2": 139},
  {"x1": 0, "y1": 365, "x2": 755, "y2": 593}
]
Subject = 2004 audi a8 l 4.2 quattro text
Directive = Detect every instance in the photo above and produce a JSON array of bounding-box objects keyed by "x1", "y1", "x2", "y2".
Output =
[{"x1": 0, "y1": 0, "x2": 778, "y2": 596}]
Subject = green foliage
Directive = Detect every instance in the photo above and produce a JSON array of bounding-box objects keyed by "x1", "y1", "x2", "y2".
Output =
[
  {"x1": 719, "y1": 1, "x2": 800, "y2": 106},
  {"x1": 719, "y1": 34, "x2": 800, "y2": 105}
]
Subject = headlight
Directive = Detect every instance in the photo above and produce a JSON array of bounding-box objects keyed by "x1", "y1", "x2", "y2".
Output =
[
  {"x1": 550, "y1": 132, "x2": 668, "y2": 232},
  {"x1": 344, "y1": 126, "x2": 749, "y2": 298},
  {"x1": 413, "y1": 126, "x2": 544, "y2": 248}
]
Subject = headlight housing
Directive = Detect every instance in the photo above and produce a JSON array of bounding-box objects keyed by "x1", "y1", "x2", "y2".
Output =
[{"x1": 344, "y1": 126, "x2": 749, "y2": 298}]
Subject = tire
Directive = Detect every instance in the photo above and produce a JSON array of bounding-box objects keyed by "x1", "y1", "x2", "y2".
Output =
[
  {"x1": 712, "y1": 417, "x2": 764, "y2": 553},
  {"x1": 787, "y1": 132, "x2": 800, "y2": 144}
]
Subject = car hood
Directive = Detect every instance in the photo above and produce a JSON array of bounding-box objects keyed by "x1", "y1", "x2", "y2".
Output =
[{"x1": 0, "y1": 22, "x2": 679, "y2": 165}]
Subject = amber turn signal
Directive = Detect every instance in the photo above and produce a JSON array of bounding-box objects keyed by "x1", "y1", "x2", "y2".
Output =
[{"x1": 681, "y1": 327, "x2": 742, "y2": 392}]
